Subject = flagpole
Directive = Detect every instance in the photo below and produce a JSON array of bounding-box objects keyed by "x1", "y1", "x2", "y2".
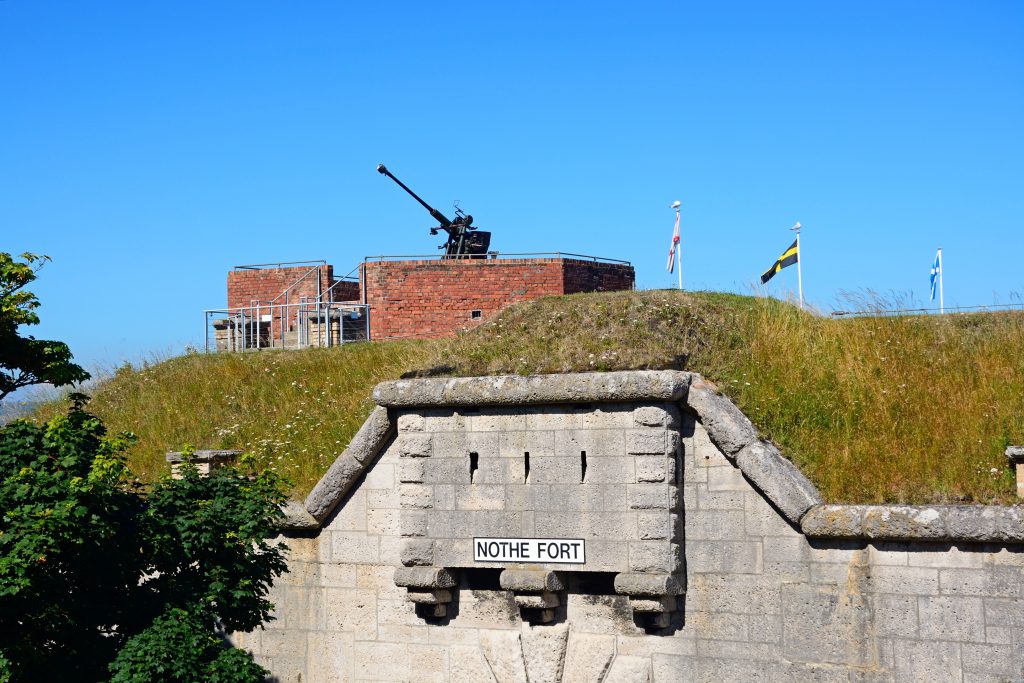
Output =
[
  {"x1": 791, "y1": 221, "x2": 803, "y2": 310},
  {"x1": 668, "y1": 200, "x2": 682, "y2": 290},
  {"x1": 676, "y1": 208, "x2": 682, "y2": 291},
  {"x1": 938, "y1": 247, "x2": 944, "y2": 314}
]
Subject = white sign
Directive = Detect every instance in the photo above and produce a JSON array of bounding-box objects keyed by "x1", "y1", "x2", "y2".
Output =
[{"x1": 473, "y1": 537, "x2": 585, "y2": 564}]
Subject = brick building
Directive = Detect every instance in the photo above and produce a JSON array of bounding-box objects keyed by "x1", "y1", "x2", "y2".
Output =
[
  {"x1": 226, "y1": 262, "x2": 360, "y2": 310},
  {"x1": 360, "y1": 256, "x2": 634, "y2": 339},
  {"x1": 219, "y1": 254, "x2": 634, "y2": 345}
]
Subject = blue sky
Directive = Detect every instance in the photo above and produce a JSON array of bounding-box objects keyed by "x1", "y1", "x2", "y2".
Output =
[{"x1": 2, "y1": 1, "x2": 1022, "y2": 376}]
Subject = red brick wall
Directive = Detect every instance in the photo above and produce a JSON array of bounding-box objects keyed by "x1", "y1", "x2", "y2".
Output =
[
  {"x1": 362, "y1": 258, "x2": 634, "y2": 339},
  {"x1": 562, "y1": 259, "x2": 636, "y2": 295},
  {"x1": 227, "y1": 265, "x2": 334, "y2": 309},
  {"x1": 328, "y1": 280, "x2": 360, "y2": 303}
]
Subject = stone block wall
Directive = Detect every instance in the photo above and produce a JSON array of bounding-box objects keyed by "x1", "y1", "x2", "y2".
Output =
[
  {"x1": 361, "y1": 258, "x2": 635, "y2": 340},
  {"x1": 392, "y1": 404, "x2": 681, "y2": 574},
  {"x1": 678, "y1": 417, "x2": 1024, "y2": 682},
  {"x1": 236, "y1": 372, "x2": 1024, "y2": 682}
]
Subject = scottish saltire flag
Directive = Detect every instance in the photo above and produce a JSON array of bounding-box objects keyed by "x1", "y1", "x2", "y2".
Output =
[
  {"x1": 666, "y1": 211, "x2": 680, "y2": 273},
  {"x1": 929, "y1": 250, "x2": 941, "y2": 301}
]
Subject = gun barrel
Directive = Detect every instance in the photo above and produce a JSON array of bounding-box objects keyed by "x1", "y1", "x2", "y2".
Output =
[{"x1": 376, "y1": 164, "x2": 452, "y2": 229}]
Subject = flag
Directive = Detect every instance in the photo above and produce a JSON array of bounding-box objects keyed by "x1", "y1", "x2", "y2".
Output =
[
  {"x1": 929, "y1": 250, "x2": 941, "y2": 301},
  {"x1": 666, "y1": 211, "x2": 680, "y2": 273},
  {"x1": 760, "y1": 238, "x2": 799, "y2": 284}
]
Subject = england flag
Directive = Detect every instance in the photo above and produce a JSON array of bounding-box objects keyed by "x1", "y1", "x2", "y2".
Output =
[{"x1": 667, "y1": 210, "x2": 680, "y2": 273}]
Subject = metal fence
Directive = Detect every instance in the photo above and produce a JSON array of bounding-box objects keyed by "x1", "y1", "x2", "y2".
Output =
[
  {"x1": 204, "y1": 301, "x2": 370, "y2": 352},
  {"x1": 362, "y1": 251, "x2": 632, "y2": 265},
  {"x1": 830, "y1": 302, "x2": 1024, "y2": 318}
]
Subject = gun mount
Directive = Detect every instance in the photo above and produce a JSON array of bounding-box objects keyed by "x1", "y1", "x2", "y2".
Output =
[{"x1": 377, "y1": 164, "x2": 491, "y2": 259}]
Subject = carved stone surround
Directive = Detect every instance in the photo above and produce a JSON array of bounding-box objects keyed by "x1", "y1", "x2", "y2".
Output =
[{"x1": 389, "y1": 399, "x2": 685, "y2": 629}]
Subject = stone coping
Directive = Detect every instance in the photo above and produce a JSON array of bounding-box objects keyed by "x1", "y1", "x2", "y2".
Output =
[
  {"x1": 1007, "y1": 445, "x2": 1024, "y2": 464},
  {"x1": 280, "y1": 501, "x2": 319, "y2": 530},
  {"x1": 279, "y1": 371, "x2": 1024, "y2": 544},
  {"x1": 302, "y1": 406, "x2": 393, "y2": 523},
  {"x1": 165, "y1": 449, "x2": 241, "y2": 463},
  {"x1": 372, "y1": 370, "x2": 692, "y2": 408},
  {"x1": 801, "y1": 504, "x2": 1024, "y2": 542}
]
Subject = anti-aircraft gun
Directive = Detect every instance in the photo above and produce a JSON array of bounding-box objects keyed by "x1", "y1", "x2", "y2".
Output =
[{"x1": 377, "y1": 164, "x2": 491, "y2": 258}]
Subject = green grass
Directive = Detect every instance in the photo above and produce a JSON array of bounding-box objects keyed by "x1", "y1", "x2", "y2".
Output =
[
  {"x1": 32, "y1": 340, "x2": 432, "y2": 496},
  {"x1": 30, "y1": 290, "x2": 1024, "y2": 504}
]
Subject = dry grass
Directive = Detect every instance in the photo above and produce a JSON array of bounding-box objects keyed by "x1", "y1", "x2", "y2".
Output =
[
  {"x1": 31, "y1": 289, "x2": 1024, "y2": 503},
  {"x1": 33, "y1": 340, "x2": 431, "y2": 496},
  {"x1": 417, "y1": 290, "x2": 1024, "y2": 504}
]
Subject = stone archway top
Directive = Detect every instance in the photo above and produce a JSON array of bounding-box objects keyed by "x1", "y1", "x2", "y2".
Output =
[
  {"x1": 372, "y1": 370, "x2": 694, "y2": 408},
  {"x1": 284, "y1": 370, "x2": 1024, "y2": 544}
]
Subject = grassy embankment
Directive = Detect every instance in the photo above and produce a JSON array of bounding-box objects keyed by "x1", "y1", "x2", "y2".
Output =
[
  {"x1": 32, "y1": 340, "x2": 433, "y2": 493},
  {"x1": 32, "y1": 290, "x2": 1024, "y2": 504}
]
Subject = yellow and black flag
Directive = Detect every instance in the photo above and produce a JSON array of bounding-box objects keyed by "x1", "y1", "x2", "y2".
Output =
[{"x1": 760, "y1": 239, "x2": 799, "y2": 284}]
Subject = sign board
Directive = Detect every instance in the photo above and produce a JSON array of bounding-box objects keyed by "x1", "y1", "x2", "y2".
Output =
[{"x1": 474, "y1": 537, "x2": 585, "y2": 564}]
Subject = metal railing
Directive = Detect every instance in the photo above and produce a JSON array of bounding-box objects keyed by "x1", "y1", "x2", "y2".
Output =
[
  {"x1": 831, "y1": 302, "x2": 1024, "y2": 318},
  {"x1": 204, "y1": 301, "x2": 370, "y2": 353},
  {"x1": 232, "y1": 259, "x2": 326, "y2": 270},
  {"x1": 362, "y1": 251, "x2": 632, "y2": 265},
  {"x1": 268, "y1": 264, "x2": 325, "y2": 305},
  {"x1": 324, "y1": 264, "x2": 361, "y2": 302}
]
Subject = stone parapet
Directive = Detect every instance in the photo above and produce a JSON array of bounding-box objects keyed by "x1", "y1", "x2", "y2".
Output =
[
  {"x1": 245, "y1": 370, "x2": 1024, "y2": 682},
  {"x1": 685, "y1": 377, "x2": 759, "y2": 456},
  {"x1": 287, "y1": 371, "x2": 1024, "y2": 546},
  {"x1": 801, "y1": 504, "x2": 1024, "y2": 542},
  {"x1": 303, "y1": 406, "x2": 394, "y2": 522},
  {"x1": 734, "y1": 440, "x2": 821, "y2": 524},
  {"x1": 373, "y1": 370, "x2": 692, "y2": 408}
]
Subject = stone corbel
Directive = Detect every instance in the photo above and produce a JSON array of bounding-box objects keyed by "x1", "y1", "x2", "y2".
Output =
[
  {"x1": 499, "y1": 569, "x2": 565, "y2": 624},
  {"x1": 613, "y1": 572, "x2": 684, "y2": 629},
  {"x1": 393, "y1": 566, "x2": 457, "y2": 619}
]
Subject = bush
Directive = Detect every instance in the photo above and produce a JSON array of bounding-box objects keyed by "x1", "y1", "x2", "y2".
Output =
[
  {"x1": 0, "y1": 397, "x2": 287, "y2": 682},
  {"x1": 108, "y1": 608, "x2": 270, "y2": 683}
]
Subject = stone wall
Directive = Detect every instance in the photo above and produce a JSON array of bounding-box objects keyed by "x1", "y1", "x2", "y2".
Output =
[{"x1": 238, "y1": 372, "x2": 1024, "y2": 682}]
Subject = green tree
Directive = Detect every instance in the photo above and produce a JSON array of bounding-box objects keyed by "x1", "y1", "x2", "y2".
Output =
[
  {"x1": 0, "y1": 255, "x2": 288, "y2": 681},
  {"x1": 1, "y1": 252, "x2": 89, "y2": 401},
  {"x1": 0, "y1": 399, "x2": 288, "y2": 682}
]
